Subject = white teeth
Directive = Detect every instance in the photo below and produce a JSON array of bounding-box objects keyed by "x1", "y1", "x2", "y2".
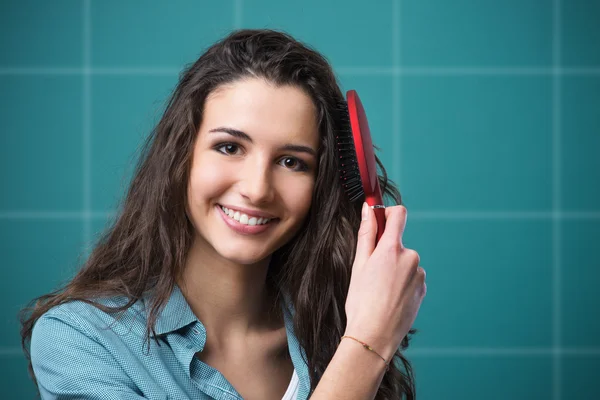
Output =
[{"x1": 220, "y1": 206, "x2": 272, "y2": 225}]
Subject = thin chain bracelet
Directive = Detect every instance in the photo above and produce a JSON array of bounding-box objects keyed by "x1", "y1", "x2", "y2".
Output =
[{"x1": 341, "y1": 335, "x2": 390, "y2": 371}]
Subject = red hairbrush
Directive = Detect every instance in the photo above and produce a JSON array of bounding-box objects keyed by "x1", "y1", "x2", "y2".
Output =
[{"x1": 338, "y1": 89, "x2": 386, "y2": 243}]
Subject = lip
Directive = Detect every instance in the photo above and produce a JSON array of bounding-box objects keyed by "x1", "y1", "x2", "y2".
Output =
[
  {"x1": 218, "y1": 204, "x2": 277, "y2": 219},
  {"x1": 216, "y1": 205, "x2": 277, "y2": 235}
]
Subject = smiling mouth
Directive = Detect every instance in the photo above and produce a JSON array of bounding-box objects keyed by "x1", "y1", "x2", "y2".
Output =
[{"x1": 218, "y1": 205, "x2": 278, "y2": 226}]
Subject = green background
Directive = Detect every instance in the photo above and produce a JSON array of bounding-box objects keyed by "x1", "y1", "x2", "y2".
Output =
[{"x1": 1, "y1": 0, "x2": 599, "y2": 399}]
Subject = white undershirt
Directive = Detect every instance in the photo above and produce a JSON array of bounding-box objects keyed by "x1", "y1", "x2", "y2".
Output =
[{"x1": 281, "y1": 369, "x2": 299, "y2": 400}]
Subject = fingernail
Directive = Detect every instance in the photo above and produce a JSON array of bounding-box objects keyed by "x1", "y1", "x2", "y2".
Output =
[{"x1": 361, "y1": 202, "x2": 368, "y2": 221}]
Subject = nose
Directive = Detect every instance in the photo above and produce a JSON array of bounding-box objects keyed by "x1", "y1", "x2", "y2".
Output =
[{"x1": 238, "y1": 157, "x2": 275, "y2": 205}]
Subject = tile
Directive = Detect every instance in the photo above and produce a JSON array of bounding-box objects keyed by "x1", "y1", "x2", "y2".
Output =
[
  {"x1": 0, "y1": 219, "x2": 83, "y2": 348},
  {"x1": 91, "y1": 0, "x2": 234, "y2": 67},
  {"x1": 561, "y1": 355, "x2": 600, "y2": 400},
  {"x1": 0, "y1": 355, "x2": 39, "y2": 399},
  {"x1": 0, "y1": 0, "x2": 82, "y2": 67},
  {"x1": 401, "y1": 0, "x2": 552, "y2": 67},
  {"x1": 404, "y1": 219, "x2": 552, "y2": 348},
  {"x1": 561, "y1": 0, "x2": 600, "y2": 66},
  {"x1": 91, "y1": 75, "x2": 178, "y2": 211},
  {"x1": 337, "y1": 75, "x2": 398, "y2": 186},
  {"x1": 0, "y1": 76, "x2": 83, "y2": 210},
  {"x1": 242, "y1": 0, "x2": 394, "y2": 69},
  {"x1": 401, "y1": 75, "x2": 552, "y2": 211},
  {"x1": 407, "y1": 355, "x2": 552, "y2": 400},
  {"x1": 561, "y1": 77, "x2": 600, "y2": 212},
  {"x1": 561, "y1": 220, "x2": 600, "y2": 347}
]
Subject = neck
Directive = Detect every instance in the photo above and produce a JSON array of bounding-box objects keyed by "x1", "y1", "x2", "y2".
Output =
[{"x1": 178, "y1": 236, "x2": 279, "y2": 343}]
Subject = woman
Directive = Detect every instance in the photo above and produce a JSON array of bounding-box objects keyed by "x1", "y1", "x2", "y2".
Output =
[{"x1": 20, "y1": 29, "x2": 426, "y2": 400}]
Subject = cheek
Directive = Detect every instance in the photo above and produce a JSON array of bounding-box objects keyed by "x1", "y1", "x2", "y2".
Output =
[
  {"x1": 284, "y1": 179, "x2": 315, "y2": 220},
  {"x1": 188, "y1": 159, "x2": 231, "y2": 208}
]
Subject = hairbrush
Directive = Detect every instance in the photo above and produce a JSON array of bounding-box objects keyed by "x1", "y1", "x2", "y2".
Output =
[{"x1": 337, "y1": 89, "x2": 386, "y2": 243}]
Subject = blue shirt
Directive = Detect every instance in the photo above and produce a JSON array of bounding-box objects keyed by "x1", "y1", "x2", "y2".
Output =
[{"x1": 30, "y1": 285, "x2": 311, "y2": 399}]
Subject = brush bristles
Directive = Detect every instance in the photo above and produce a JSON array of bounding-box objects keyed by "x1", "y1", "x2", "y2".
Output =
[{"x1": 336, "y1": 100, "x2": 364, "y2": 202}]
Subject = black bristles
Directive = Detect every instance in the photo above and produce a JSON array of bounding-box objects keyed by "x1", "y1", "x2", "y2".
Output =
[{"x1": 336, "y1": 100, "x2": 364, "y2": 203}]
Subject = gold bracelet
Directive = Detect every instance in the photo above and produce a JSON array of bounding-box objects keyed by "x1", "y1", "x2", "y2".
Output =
[{"x1": 341, "y1": 335, "x2": 390, "y2": 371}]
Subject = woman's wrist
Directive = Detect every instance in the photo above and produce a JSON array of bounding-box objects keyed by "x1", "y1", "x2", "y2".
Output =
[
  {"x1": 337, "y1": 338, "x2": 389, "y2": 375},
  {"x1": 342, "y1": 328, "x2": 398, "y2": 364},
  {"x1": 312, "y1": 338, "x2": 387, "y2": 399},
  {"x1": 340, "y1": 335, "x2": 390, "y2": 370}
]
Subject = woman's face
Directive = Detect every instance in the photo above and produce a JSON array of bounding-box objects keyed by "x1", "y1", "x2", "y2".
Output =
[{"x1": 187, "y1": 78, "x2": 319, "y2": 266}]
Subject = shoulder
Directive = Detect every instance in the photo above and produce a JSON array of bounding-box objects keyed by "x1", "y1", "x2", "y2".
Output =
[
  {"x1": 31, "y1": 296, "x2": 146, "y2": 348},
  {"x1": 30, "y1": 298, "x2": 150, "y2": 398},
  {"x1": 30, "y1": 303, "x2": 100, "y2": 372}
]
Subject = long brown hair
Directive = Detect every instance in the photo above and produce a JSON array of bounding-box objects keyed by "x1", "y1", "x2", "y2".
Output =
[{"x1": 20, "y1": 29, "x2": 416, "y2": 399}]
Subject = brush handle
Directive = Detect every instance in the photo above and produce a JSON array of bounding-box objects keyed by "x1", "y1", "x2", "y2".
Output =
[
  {"x1": 373, "y1": 206, "x2": 386, "y2": 243},
  {"x1": 366, "y1": 192, "x2": 386, "y2": 244}
]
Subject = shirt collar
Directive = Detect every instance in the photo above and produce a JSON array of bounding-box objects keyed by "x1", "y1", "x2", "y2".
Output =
[
  {"x1": 147, "y1": 284, "x2": 199, "y2": 337},
  {"x1": 147, "y1": 284, "x2": 311, "y2": 396}
]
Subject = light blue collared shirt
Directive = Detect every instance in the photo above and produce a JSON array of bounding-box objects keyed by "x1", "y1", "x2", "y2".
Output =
[{"x1": 30, "y1": 285, "x2": 311, "y2": 399}]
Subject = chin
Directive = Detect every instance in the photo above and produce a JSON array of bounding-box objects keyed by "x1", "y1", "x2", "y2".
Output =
[
  {"x1": 224, "y1": 254, "x2": 270, "y2": 266},
  {"x1": 214, "y1": 243, "x2": 271, "y2": 266}
]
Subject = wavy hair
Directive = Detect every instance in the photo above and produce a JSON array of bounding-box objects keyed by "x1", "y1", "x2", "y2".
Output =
[{"x1": 20, "y1": 29, "x2": 416, "y2": 399}]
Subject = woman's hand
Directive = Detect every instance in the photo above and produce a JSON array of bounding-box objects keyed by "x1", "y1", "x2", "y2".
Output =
[{"x1": 344, "y1": 203, "x2": 427, "y2": 363}]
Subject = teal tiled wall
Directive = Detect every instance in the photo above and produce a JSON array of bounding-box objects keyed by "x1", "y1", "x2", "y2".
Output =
[{"x1": 1, "y1": 1, "x2": 598, "y2": 399}]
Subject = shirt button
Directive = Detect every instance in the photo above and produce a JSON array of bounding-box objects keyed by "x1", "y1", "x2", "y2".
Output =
[
  {"x1": 192, "y1": 329, "x2": 200, "y2": 335},
  {"x1": 186, "y1": 344, "x2": 193, "y2": 349}
]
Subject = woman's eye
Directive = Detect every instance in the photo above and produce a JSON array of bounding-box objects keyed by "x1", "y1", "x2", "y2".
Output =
[
  {"x1": 283, "y1": 157, "x2": 297, "y2": 168},
  {"x1": 279, "y1": 157, "x2": 308, "y2": 172},
  {"x1": 216, "y1": 143, "x2": 241, "y2": 155}
]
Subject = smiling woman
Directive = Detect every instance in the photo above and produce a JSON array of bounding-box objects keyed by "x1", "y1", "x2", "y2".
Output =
[{"x1": 19, "y1": 29, "x2": 423, "y2": 400}]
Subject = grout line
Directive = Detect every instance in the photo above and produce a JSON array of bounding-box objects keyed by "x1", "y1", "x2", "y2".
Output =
[
  {"x1": 337, "y1": 67, "x2": 600, "y2": 76},
  {"x1": 233, "y1": 0, "x2": 243, "y2": 29},
  {"x1": 2, "y1": 67, "x2": 600, "y2": 77},
  {"x1": 392, "y1": 0, "x2": 401, "y2": 189},
  {"x1": 89, "y1": 67, "x2": 180, "y2": 75},
  {"x1": 552, "y1": 0, "x2": 562, "y2": 398},
  {"x1": 398, "y1": 67, "x2": 555, "y2": 75},
  {"x1": 399, "y1": 67, "x2": 552, "y2": 75},
  {"x1": 406, "y1": 347, "x2": 600, "y2": 357},
  {"x1": 0, "y1": 211, "x2": 88, "y2": 219},
  {"x1": 0, "y1": 67, "x2": 82, "y2": 75},
  {"x1": 1, "y1": 211, "x2": 600, "y2": 220},
  {"x1": 410, "y1": 211, "x2": 600, "y2": 220},
  {"x1": 83, "y1": 0, "x2": 92, "y2": 253},
  {"x1": 334, "y1": 67, "x2": 397, "y2": 75},
  {"x1": 551, "y1": 211, "x2": 600, "y2": 219},
  {"x1": 0, "y1": 211, "x2": 115, "y2": 219},
  {"x1": 0, "y1": 348, "x2": 24, "y2": 356},
  {"x1": 563, "y1": 67, "x2": 600, "y2": 75}
]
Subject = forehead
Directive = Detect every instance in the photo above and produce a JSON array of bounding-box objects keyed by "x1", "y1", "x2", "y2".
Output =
[{"x1": 201, "y1": 78, "x2": 319, "y2": 147}]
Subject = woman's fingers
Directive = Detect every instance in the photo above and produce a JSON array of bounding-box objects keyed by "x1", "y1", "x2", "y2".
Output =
[
  {"x1": 353, "y1": 203, "x2": 378, "y2": 268},
  {"x1": 381, "y1": 205, "x2": 407, "y2": 248}
]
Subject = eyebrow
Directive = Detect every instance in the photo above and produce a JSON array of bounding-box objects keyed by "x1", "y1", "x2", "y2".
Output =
[{"x1": 208, "y1": 127, "x2": 317, "y2": 157}]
